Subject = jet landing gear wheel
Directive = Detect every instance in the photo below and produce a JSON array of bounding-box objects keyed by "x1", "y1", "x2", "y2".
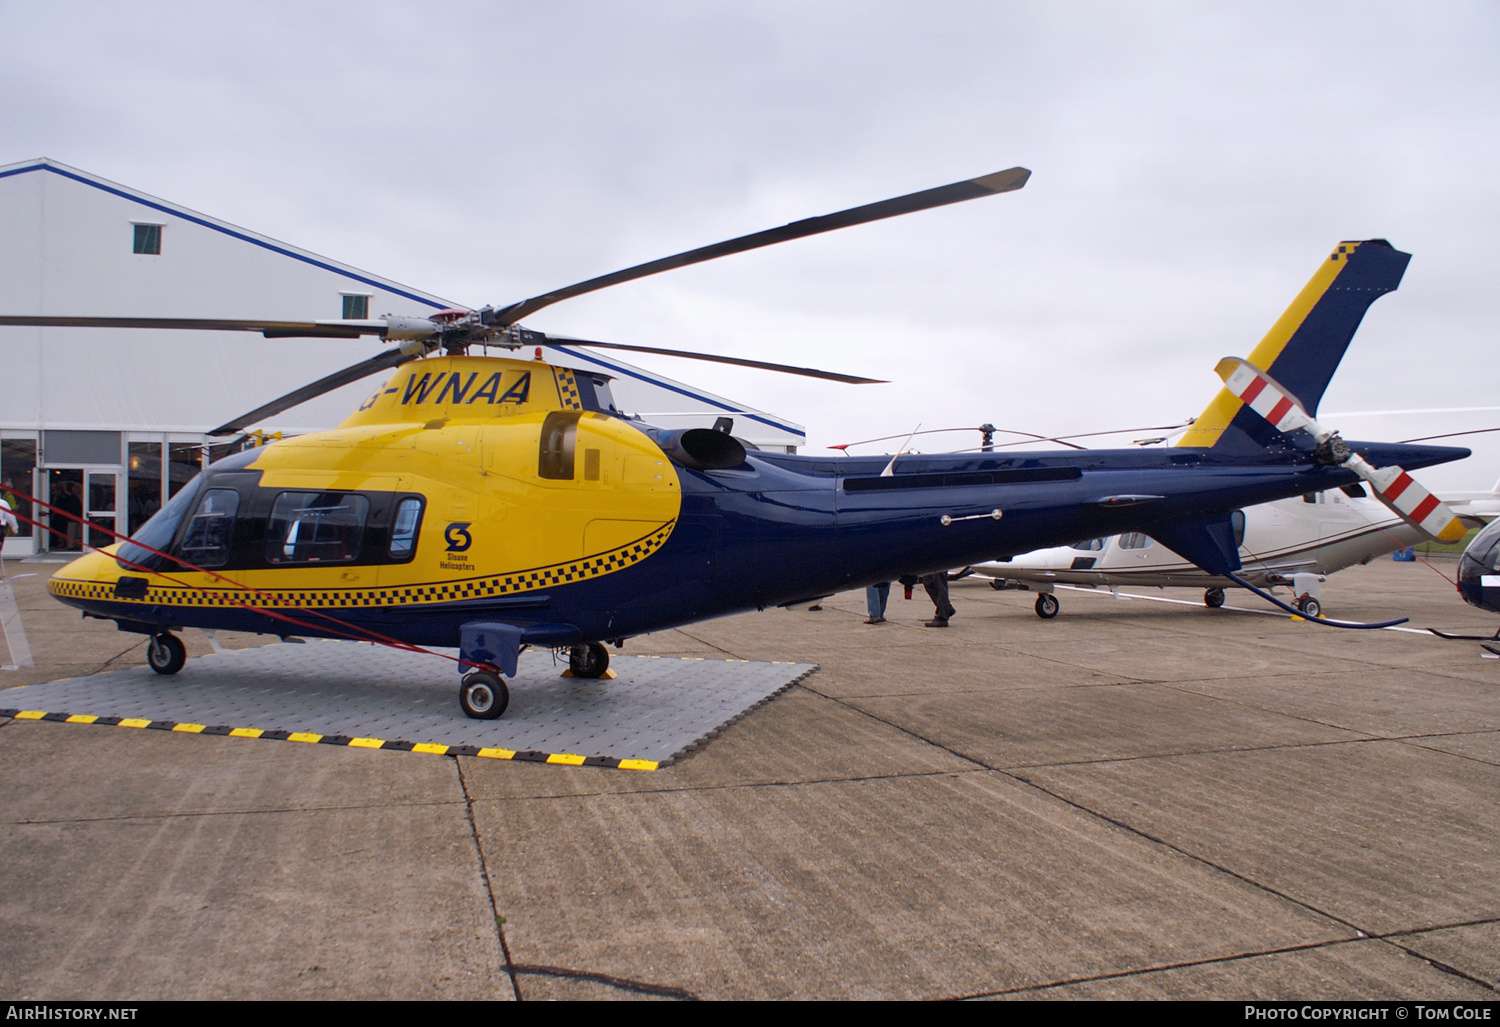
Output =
[
  {"x1": 569, "y1": 643, "x2": 610, "y2": 679},
  {"x1": 1204, "y1": 587, "x2": 1226, "y2": 608},
  {"x1": 1297, "y1": 596, "x2": 1322, "y2": 619},
  {"x1": 146, "y1": 633, "x2": 186, "y2": 675},
  {"x1": 460, "y1": 671, "x2": 509, "y2": 720},
  {"x1": 1034, "y1": 593, "x2": 1060, "y2": 619}
]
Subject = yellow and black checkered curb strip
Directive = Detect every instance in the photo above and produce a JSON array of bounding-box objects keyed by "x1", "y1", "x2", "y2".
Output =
[{"x1": 0, "y1": 708, "x2": 659, "y2": 771}]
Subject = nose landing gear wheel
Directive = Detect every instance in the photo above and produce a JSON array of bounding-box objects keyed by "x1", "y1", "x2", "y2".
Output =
[
  {"x1": 1204, "y1": 587, "x2": 1226, "y2": 608},
  {"x1": 569, "y1": 642, "x2": 611, "y2": 679},
  {"x1": 1034, "y1": 593, "x2": 1060, "y2": 619},
  {"x1": 460, "y1": 671, "x2": 509, "y2": 720},
  {"x1": 147, "y1": 633, "x2": 186, "y2": 675}
]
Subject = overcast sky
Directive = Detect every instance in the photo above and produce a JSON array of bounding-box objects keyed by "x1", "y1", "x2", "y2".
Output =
[{"x1": 4, "y1": 2, "x2": 1498, "y2": 483}]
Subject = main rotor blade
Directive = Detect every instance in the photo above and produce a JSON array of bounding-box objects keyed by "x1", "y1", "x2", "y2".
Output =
[
  {"x1": 207, "y1": 347, "x2": 423, "y2": 436},
  {"x1": 492, "y1": 167, "x2": 1031, "y2": 327},
  {"x1": 543, "y1": 335, "x2": 885, "y2": 384},
  {"x1": 0, "y1": 315, "x2": 392, "y2": 338}
]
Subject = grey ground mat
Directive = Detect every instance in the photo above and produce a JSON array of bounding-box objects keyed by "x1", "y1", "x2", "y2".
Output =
[{"x1": 0, "y1": 641, "x2": 817, "y2": 768}]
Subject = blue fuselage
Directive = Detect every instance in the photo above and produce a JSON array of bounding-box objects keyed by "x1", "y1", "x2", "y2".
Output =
[{"x1": 59, "y1": 439, "x2": 1469, "y2": 648}]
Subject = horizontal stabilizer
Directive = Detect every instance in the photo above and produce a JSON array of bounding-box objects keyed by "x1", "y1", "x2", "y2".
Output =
[{"x1": 1147, "y1": 513, "x2": 1244, "y2": 576}]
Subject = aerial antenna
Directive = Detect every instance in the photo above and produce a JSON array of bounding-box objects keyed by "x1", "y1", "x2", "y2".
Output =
[{"x1": 880, "y1": 423, "x2": 922, "y2": 477}]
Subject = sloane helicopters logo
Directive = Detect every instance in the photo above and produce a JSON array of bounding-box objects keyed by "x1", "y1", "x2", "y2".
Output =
[
  {"x1": 445, "y1": 523, "x2": 473, "y2": 552},
  {"x1": 441, "y1": 522, "x2": 473, "y2": 571}
]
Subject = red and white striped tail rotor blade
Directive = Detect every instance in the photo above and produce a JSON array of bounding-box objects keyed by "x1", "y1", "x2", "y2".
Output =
[
  {"x1": 1214, "y1": 357, "x2": 1321, "y2": 437},
  {"x1": 1213, "y1": 356, "x2": 1464, "y2": 543},
  {"x1": 1354, "y1": 460, "x2": 1468, "y2": 543}
]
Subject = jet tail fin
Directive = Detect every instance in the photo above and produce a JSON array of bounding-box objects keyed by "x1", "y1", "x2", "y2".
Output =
[{"x1": 1177, "y1": 240, "x2": 1410, "y2": 452}]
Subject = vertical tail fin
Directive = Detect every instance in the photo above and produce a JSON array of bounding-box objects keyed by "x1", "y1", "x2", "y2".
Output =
[{"x1": 1177, "y1": 239, "x2": 1410, "y2": 452}]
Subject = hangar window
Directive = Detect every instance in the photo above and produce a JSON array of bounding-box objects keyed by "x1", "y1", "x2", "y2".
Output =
[
  {"x1": 342, "y1": 294, "x2": 370, "y2": 319},
  {"x1": 178, "y1": 488, "x2": 240, "y2": 568},
  {"x1": 132, "y1": 224, "x2": 162, "y2": 255},
  {"x1": 265, "y1": 491, "x2": 370, "y2": 564}
]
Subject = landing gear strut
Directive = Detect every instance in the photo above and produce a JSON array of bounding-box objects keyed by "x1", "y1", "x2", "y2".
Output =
[
  {"x1": 147, "y1": 633, "x2": 186, "y2": 675},
  {"x1": 460, "y1": 671, "x2": 509, "y2": 719},
  {"x1": 569, "y1": 642, "x2": 611, "y2": 679}
]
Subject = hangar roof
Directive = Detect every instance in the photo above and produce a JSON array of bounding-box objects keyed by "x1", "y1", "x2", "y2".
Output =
[{"x1": 0, "y1": 158, "x2": 804, "y2": 447}]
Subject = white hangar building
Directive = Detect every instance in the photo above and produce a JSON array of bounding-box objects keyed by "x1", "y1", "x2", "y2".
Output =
[{"x1": 0, "y1": 158, "x2": 804, "y2": 558}]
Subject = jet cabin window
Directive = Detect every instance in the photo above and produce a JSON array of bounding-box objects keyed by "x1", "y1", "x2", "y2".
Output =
[
  {"x1": 266, "y1": 492, "x2": 370, "y2": 564},
  {"x1": 539, "y1": 412, "x2": 581, "y2": 480},
  {"x1": 177, "y1": 488, "x2": 239, "y2": 569}
]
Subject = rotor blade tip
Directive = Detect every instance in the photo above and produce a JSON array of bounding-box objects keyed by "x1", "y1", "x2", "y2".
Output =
[{"x1": 974, "y1": 167, "x2": 1031, "y2": 193}]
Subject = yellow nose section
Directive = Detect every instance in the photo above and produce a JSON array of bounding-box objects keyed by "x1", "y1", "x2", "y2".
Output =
[{"x1": 49, "y1": 547, "x2": 128, "y2": 595}]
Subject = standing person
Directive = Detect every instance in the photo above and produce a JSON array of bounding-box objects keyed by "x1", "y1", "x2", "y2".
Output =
[
  {"x1": 864, "y1": 582, "x2": 890, "y2": 624},
  {"x1": 54, "y1": 481, "x2": 83, "y2": 550},
  {"x1": 0, "y1": 495, "x2": 17, "y2": 578},
  {"x1": 920, "y1": 570, "x2": 956, "y2": 628}
]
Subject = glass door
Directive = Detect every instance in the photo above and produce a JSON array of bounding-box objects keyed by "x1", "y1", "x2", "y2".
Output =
[
  {"x1": 85, "y1": 470, "x2": 119, "y2": 549},
  {"x1": 45, "y1": 469, "x2": 83, "y2": 552}
]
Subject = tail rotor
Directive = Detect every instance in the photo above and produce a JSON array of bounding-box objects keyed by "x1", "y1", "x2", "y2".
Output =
[{"x1": 1215, "y1": 357, "x2": 1467, "y2": 544}]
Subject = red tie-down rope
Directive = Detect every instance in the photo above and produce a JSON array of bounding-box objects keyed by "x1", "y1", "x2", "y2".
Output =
[{"x1": 3, "y1": 491, "x2": 497, "y2": 673}]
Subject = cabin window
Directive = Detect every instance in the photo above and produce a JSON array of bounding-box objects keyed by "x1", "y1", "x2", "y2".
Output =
[
  {"x1": 1119, "y1": 532, "x2": 1152, "y2": 550},
  {"x1": 539, "y1": 411, "x2": 581, "y2": 480},
  {"x1": 265, "y1": 491, "x2": 370, "y2": 564},
  {"x1": 178, "y1": 488, "x2": 240, "y2": 568},
  {"x1": 1069, "y1": 538, "x2": 1104, "y2": 551},
  {"x1": 584, "y1": 448, "x2": 601, "y2": 481},
  {"x1": 389, "y1": 497, "x2": 424, "y2": 558},
  {"x1": 1230, "y1": 509, "x2": 1246, "y2": 547}
]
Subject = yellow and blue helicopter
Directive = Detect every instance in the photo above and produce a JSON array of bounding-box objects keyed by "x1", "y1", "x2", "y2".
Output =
[{"x1": 3, "y1": 170, "x2": 1471, "y2": 718}]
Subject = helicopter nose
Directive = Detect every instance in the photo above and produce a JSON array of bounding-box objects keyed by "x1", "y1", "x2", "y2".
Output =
[{"x1": 49, "y1": 547, "x2": 128, "y2": 595}]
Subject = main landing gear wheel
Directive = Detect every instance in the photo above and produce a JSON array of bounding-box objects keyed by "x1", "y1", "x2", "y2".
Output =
[
  {"x1": 147, "y1": 633, "x2": 186, "y2": 675},
  {"x1": 1297, "y1": 596, "x2": 1322, "y2": 619},
  {"x1": 1204, "y1": 587, "x2": 1226, "y2": 608},
  {"x1": 460, "y1": 671, "x2": 509, "y2": 720},
  {"x1": 1034, "y1": 593, "x2": 1060, "y2": 619},
  {"x1": 569, "y1": 642, "x2": 611, "y2": 679}
]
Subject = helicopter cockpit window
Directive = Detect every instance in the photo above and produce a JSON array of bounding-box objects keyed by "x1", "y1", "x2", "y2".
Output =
[
  {"x1": 1119, "y1": 533, "x2": 1153, "y2": 550},
  {"x1": 539, "y1": 411, "x2": 581, "y2": 480},
  {"x1": 265, "y1": 491, "x2": 370, "y2": 564},
  {"x1": 178, "y1": 488, "x2": 240, "y2": 569},
  {"x1": 115, "y1": 472, "x2": 203, "y2": 572},
  {"x1": 389, "y1": 497, "x2": 424, "y2": 559}
]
